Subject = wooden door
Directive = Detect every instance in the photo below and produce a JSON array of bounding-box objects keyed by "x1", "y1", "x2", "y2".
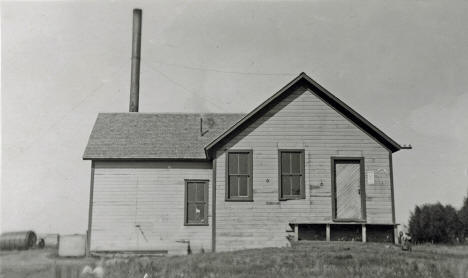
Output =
[{"x1": 333, "y1": 160, "x2": 364, "y2": 220}]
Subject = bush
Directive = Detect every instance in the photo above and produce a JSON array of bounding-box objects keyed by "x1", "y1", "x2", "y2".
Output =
[{"x1": 408, "y1": 203, "x2": 463, "y2": 244}]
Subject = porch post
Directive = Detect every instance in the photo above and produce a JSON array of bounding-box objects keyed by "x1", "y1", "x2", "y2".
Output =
[
  {"x1": 326, "y1": 224, "x2": 330, "y2": 241},
  {"x1": 362, "y1": 224, "x2": 366, "y2": 243},
  {"x1": 394, "y1": 225, "x2": 399, "y2": 244}
]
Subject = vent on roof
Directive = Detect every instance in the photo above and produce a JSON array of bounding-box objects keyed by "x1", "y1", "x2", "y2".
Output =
[
  {"x1": 200, "y1": 118, "x2": 208, "y2": 136},
  {"x1": 200, "y1": 116, "x2": 216, "y2": 136}
]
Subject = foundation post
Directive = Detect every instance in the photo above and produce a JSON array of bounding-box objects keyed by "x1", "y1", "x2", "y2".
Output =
[
  {"x1": 326, "y1": 224, "x2": 330, "y2": 241},
  {"x1": 362, "y1": 224, "x2": 367, "y2": 243},
  {"x1": 294, "y1": 225, "x2": 299, "y2": 241},
  {"x1": 394, "y1": 225, "x2": 399, "y2": 244}
]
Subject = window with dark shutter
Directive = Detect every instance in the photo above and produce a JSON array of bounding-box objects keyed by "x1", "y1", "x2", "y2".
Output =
[
  {"x1": 226, "y1": 150, "x2": 253, "y2": 201},
  {"x1": 279, "y1": 150, "x2": 305, "y2": 200},
  {"x1": 185, "y1": 180, "x2": 208, "y2": 225}
]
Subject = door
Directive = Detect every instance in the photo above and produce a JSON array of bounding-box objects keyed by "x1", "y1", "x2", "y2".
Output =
[
  {"x1": 91, "y1": 171, "x2": 139, "y2": 251},
  {"x1": 332, "y1": 159, "x2": 365, "y2": 220}
]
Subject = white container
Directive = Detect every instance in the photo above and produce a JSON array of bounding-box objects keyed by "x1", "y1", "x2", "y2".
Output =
[
  {"x1": 58, "y1": 234, "x2": 86, "y2": 257},
  {"x1": 43, "y1": 234, "x2": 59, "y2": 248}
]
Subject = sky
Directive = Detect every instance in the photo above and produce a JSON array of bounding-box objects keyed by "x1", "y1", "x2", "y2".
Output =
[{"x1": 2, "y1": 0, "x2": 468, "y2": 234}]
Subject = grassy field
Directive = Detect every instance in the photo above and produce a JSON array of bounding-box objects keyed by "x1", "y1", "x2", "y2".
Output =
[{"x1": 1, "y1": 242, "x2": 467, "y2": 278}]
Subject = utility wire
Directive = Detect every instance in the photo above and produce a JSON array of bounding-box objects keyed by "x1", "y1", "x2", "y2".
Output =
[
  {"x1": 141, "y1": 62, "x2": 226, "y2": 111},
  {"x1": 16, "y1": 58, "x2": 281, "y2": 157},
  {"x1": 14, "y1": 63, "x2": 127, "y2": 158},
  {"x1": 149, "y1": 59, "x2": 296, "y2": 77}
]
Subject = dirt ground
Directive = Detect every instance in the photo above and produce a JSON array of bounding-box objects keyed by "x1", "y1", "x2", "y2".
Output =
[{"x1": 1, "y1": 242, "x2": 468, "y2": 278}]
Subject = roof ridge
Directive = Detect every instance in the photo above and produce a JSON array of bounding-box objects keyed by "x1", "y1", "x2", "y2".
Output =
[
  {"x1": 97, "y1": 112, "x2": 246, "y2": 115},
  {"x1": 204, "y1": 72, "x2": 402, "y2": 154}
]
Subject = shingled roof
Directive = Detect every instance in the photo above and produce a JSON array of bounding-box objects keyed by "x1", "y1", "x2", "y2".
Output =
[
  {"x1": 83, "y1": 113, "x2": 244, "y2": 160},
  {"x1": 84, "y1": 73, "x2": 402, "y2": 160}
]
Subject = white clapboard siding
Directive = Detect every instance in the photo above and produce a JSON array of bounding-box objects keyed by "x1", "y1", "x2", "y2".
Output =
[
  {"x1": 215, "y1": 86, "x2": 393, "y2": 251},
  {"x1": 91, "y1": 161, "x2": 212, "y2": 253}
]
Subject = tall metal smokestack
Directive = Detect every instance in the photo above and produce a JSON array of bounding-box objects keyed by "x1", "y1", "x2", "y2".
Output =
[{"x1": 129, "y1": 8, "x2": 142, "y2": 112}]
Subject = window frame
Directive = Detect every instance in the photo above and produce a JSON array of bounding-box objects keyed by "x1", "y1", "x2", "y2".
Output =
[
  {"x1": 225, "y1": 149, "x2": 253, "y2": 202},
  {"x1": 278, "y1": 149, "x2": 306, "y2": 200},
  {"x1": 184, "y1": 179, "x2": 209, "y2": 226}
]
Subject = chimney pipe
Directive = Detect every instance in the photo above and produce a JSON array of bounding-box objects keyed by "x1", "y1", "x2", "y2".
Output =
[{"x1": 129, "y1": 9, "x2": 142, "y2": 112}]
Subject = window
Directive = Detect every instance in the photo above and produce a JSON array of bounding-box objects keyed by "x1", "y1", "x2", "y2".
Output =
[
  {"x1": 279, "y1": 150, "x2": 305, "y2": 200},
  {"x1": 185, "y1": 180, "x2": 208, "y2": 225},
  {"x1": 226, "y1": 150, "x2": 253, "y2": 201}
]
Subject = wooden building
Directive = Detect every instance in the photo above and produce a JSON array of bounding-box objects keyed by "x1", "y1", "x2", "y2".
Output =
[{"x1": 83, "y1": 73, "x2": 405, "y2": 254}]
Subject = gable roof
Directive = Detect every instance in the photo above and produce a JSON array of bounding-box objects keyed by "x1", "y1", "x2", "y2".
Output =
[
  {"x1": 83, "y1": 113, "x2": 244, "y2": 160},
  {"x1": 84, "y1": 73, "x2": 402, "y2": 160},
  {"x1": 205, "y1": 72, "x2": 402, "y2": 156}
]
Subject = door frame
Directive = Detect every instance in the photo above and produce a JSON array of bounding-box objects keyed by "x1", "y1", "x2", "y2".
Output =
[{"x1": 331, "y1": 157, "x2": 366, "y2": 222}]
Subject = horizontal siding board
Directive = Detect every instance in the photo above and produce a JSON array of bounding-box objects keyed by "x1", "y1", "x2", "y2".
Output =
[
  {"x1": 215, "y1": 86, "x2": 393, "y2": 251},
  {"x1": 90, "y1": 161, "x2": 212, "y2": 253}
]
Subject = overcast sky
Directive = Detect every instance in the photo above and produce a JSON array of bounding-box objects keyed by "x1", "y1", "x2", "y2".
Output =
[{"x1": 2, "y1": 0, "x2": 468, "y2": 234}]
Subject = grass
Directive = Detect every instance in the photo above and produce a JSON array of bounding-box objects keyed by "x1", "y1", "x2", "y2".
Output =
[{"x1": 1, "y1": 242, "x2": 468, "y2": 278}]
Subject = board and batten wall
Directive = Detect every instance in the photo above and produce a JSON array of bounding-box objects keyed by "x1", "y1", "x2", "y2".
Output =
[
  {"x1": 214, "y1": 86, "x2": 393, "y2": 252},
  {"x1": 90, "y1": 161, "x2": 212, "y2": 254}
]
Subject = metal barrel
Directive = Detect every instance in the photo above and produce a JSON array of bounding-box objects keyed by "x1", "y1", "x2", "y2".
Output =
[{"x1": 0, "y1": 231, "x2": 37, "y2": 250}]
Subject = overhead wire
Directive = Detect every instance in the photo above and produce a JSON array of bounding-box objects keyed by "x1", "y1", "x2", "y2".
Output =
[
  {"x1": 141, "y1": 62, "x2": 226, "y2": 111},
  {"x1": 149, "y1": 59, "x2": 296, "y2": 77},
  {"x1": 14, "y1": 62, "x2": 128, "y2": 158},
  {"x1": 15, "y1": 58, "x2": 292, "y2": 158}
]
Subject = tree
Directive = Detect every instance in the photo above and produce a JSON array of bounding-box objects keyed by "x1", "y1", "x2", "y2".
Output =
[
  {"x1": 458, "y1": 196, "x2": 468, "y2": 240},
  {"x1": 408, "y1": 203, "x2": 463, "y2": 243},
  {"x1": 444, "y1": 204, "x2": 464, "y2": 242},
  {"x1": 408, "y1": 206, "x2": 422, "y2": 242}
]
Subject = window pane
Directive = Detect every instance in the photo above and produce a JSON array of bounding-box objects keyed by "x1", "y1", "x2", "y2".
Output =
[
  {"x1": 281, "y1": 175, "x2": 291, "y2": 197},
  {"x1": 187, "y1": 203, "x2": 205, "y2": 223},
  {"x1": 239, "y1": 176, "x2": 248, "y2": 196},
  {"x1": 187, "y1": 183, "x2": 196, "y2": 201},
  {"x1": 291, "y1": 175, "x2": 301, "y2": 195},
  {"x1": 196, "y1": 183, "x2": 205, "y2": 201},
  {"x1": 229, "y1": 153, "x2": 238, "y2": 174},
  {"x1": 229, "y1": 176, "x2": 239, "y2": 197},
  {"x1": 291, "y1": 152, "x2": 301, "y2": 174},
  {"x1": 281, "y1": 153, "x2": 290, "y2": 174},
  {"x1": 195, "y1": 203, "x2": 205, "y2": 223},
  {"x1": 238, "y1": 153, "x2": 249, "y2": 174},
  {"x1": 187, "y1": 203, "x2": 196, "y2": 222}
]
